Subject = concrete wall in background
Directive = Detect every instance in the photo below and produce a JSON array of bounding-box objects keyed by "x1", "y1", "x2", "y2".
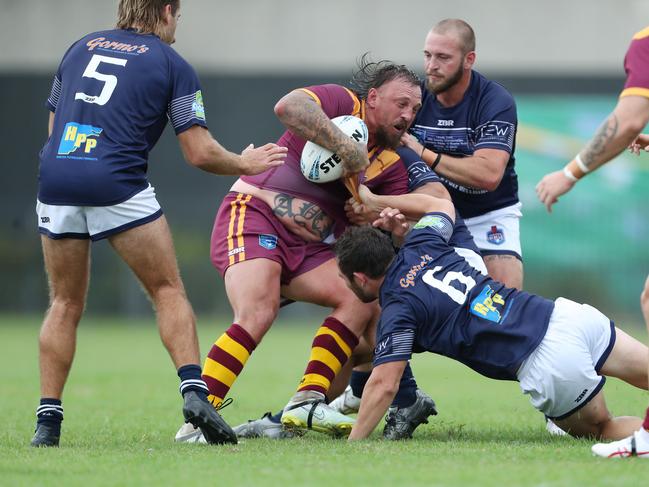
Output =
[{"x1": 1, "y1": 0, "x2": 648, "y2": 75}]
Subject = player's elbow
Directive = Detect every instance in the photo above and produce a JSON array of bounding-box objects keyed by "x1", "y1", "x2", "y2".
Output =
[
  {"x1": 274, "y1": 95, "x2": 292, "y2": 122},
  {"x1": 476, "y1": 168, "x2": 504, "y2": 192},
  {"x1": 620, "y1": 117, "x2": 647, "y2": 140},
  {"x1": 184, "y1": 145, "x2": 213, "y2": 171}
]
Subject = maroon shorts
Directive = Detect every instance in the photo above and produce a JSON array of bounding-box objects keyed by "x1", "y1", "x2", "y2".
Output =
[{"x1": 210, "y1": 192, "x2": 334, "y2": 285}]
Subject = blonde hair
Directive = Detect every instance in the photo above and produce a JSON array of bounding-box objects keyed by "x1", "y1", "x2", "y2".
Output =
[
  {"x1": 432, "y1": 19, "x2": 476, "y2": 54},
  {"x1": 116, "y1": 0, "x2": 179, "y2": 35}
]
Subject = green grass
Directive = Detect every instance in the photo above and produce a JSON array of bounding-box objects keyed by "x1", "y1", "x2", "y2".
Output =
[{"x1": 1, "y1": 316, "x2": 647, "y2": 486}]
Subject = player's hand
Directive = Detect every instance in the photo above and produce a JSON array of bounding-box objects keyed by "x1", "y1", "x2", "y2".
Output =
[
  {"x1": 372, "y1": 207, "x2": 409, "y2": 238},
  {"x1": 535, "y1": 169, "x2": 576, "y2": 213},
  {"x1": 339, "y1": 141, "x2": 370, "y2": 175},
  {"x1": 400, "y1": 133, "x2": 423, "y2": 155},
  {"x1": 240, "y1": 143, "x2": 287, "y2": 176},
  {"x1": 629, "y1": 134, "x2": 649, "y2": 155},
  {"x1": 345, "y1": 184, "x2": 379, "y2": 225}
]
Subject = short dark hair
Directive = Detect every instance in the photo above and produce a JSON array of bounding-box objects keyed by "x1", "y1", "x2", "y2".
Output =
[
  {"x1": 349, "y1": 52, "x2": 421, "y2": 100},
  {"x1": 334, "y1": 226, "x2": 395, "y2": 280}
]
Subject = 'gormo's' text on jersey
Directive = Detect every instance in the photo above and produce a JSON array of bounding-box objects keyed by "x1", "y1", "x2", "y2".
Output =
[
  {"x1": 374, "y1": 213, "x2": 554, "y2": 380},
  {"x1": 39, "y1": 29, "x2": 207, "y2": 206}
]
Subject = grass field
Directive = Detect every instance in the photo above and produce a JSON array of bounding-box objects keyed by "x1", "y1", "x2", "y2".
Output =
[{"x1": 1, "y1": 315, "x2": 647, "y2": 486}]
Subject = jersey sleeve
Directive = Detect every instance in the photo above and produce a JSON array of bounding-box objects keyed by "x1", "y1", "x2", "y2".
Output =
[
  {"x1": 373, "y1": 299, "x2": 417, "y2": 366},
  {"x1": 473, "y1": 85, "x2": 517, "y2": 153},
  {"x1": 298, "y1": 84, "x2": 359, "y2": 119},
  {"x1": 167, "y1": 51, "x2": 208, "y2": 134},
  {"x1": 396, "y1": 146, "x2": 443, "y2": 191},
  {"x1": 46, "y1": 74, "x2": 62, "y2": 112},
  {"x1": 45, "y1": 40, "x2": 79, "y2": 112},
  {"x1": 407, "y1": 212, "x2": 454, "y2": 244},
  {"x1": 621, "y1": 28, "x2": 649, "y2": 98}
]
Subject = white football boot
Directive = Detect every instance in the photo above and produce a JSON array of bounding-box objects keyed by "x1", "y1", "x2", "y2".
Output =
[
  {"x1": 329, "y1": 385, "x2": 361, "y2": 415},
  {"x1": 174, "y1": 422, "x2": 206, "y2": 444},
  {"x1": 592, "y1": 429, "x2": 649, "y2": 459},
  {"x1": 281, "y1": 391, "x2": 355, "y2": 437}
]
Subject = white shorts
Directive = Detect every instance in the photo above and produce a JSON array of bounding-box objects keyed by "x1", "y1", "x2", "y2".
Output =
[
  {"x1": 36, "y1": 185, "x2": 163, "y2": 241},
  {"x1": 463, "y1": 202, "x2": 522, "y2": 259},
  {"x1": 516, "y1": 297, "x2": 615, "y2": 420}
]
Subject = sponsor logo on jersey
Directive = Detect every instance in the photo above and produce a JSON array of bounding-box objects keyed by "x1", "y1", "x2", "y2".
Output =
[
  {"x1": 258, "y1": 234, "x2": 278, "y2": 250},
  {"x1": 57, "y1": 122, "x2": 102, "y2": 158},
  {"x1": 192, "y1": 91, "x2": 205, "y2": 120},
  {"x1": 486, "y1": 225, "x2": 505, "y2": 245},
  {"x1": 470, "y1": 285, "x2": 508, "y2": 323},
  {"x1": 375, "y1": 336, "x2": 392, "y2": 357},
  {"x1": 400, "y1": 254, "x2": 433, "y2": 288},
  {"x1": 437, "y1": 119, "x2": 454, "y2": 127},
  {"x1": 86, "y1": 37, "x2": 149, "y2": 55},
  {"x1": 40, "y1": 216, "x2": 50, "y2": 223}
]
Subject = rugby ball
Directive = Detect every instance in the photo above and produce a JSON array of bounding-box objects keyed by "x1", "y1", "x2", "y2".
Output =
[{"x1": 300, "y1": 115, "x2": 368, "y2": 183}]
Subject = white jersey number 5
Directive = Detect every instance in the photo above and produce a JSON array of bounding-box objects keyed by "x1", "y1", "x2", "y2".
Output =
[
  {"x1": 422, "y1": 266, "x2": 476, "y2": 305},
  {"x1": 75, "y1": 54, "x2": 127, "y2": 106}
]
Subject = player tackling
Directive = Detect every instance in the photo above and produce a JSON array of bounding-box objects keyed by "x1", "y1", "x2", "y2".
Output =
[{"x1": 333, "y1": 186, "x2": 648, "y2": 442}]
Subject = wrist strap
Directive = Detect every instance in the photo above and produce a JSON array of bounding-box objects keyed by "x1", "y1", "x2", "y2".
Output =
[
  {"x1": 574, "y1": 154, "x2": 589, "y2": 173},
  {"x1": 563, "y1": 166, "x2": 579, "y2": 182},
  {"x1": 430, "y1": 152, "x2": 442, "y2": 171}
]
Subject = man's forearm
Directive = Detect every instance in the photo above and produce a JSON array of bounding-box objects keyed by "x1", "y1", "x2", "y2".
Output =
[
  {"x1": 428, "y1": 151, "x2": 504, "y2": 190},
  {"x1": 348, "y1": 376, "x2": 396, "y2": 441},
  {"x1": 579, "y1": 113, "x2": 638, "y2": 172}
]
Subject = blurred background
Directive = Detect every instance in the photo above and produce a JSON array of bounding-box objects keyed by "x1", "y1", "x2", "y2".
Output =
[{"x1": 1, "y1": 0, "x2": 648, "y2": 324}]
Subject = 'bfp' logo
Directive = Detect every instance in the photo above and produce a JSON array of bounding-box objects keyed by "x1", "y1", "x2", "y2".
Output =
[{"x1": 58, "y1": 122, "x2": 102, "y2": 156}]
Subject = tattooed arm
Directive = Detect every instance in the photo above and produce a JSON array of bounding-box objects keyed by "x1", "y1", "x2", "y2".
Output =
[
  {"x1": 536, "y1": 95, "x2": 649, "y2": 213},
  {"x1": 274, "y1": 90, "x2": 370, "y2": 174},
  {"x1": 271, "y1": 192, "x2": 334, "y2": 242}
]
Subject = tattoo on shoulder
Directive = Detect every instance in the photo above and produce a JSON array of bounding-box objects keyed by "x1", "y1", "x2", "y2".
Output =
[
  {"x1": 272, "y1": 193, "x2": 333, "y2": 240},
  {"x1": 582, "y1": 114, "x2": 619, "y2": 167}
]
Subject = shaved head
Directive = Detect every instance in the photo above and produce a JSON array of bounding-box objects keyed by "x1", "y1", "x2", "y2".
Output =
[{"x1": 431, "y1": 19, "x2": 475, "y2": 54}]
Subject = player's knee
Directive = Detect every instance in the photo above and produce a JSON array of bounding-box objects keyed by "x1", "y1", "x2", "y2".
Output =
[
  {"x1": 236, "y1": 299, "x2": 279, "y2": 337},
  {"x1": 48, "y1": 296, "x2": 85, "y2": 321}
]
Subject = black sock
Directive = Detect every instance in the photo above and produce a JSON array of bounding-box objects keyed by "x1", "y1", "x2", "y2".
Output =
[
  {"x1": 391, "y1": 362, "x2": 417, "y2": 408},
  {"x1": 177, "y1": 364, "x2": 209, "y2": 400},
  {"x1": 36, "y1": 398, "x2": 63, "y2": 433},
  {"x1": 350, "y1": 370, "x2": 371, "y2": 398},
  {"x1": 270, "y1": 410, "x2": 283, "y2": 423}
]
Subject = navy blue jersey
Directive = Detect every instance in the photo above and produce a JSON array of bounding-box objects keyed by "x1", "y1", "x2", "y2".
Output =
[
  {"x1": 38, "y1": 29, "x2": 207, "y2": 206},
  {"x1": 373, "y1": 212, "x2": 553, "y2": 380},
  {"x1": 398, "y1": 146, "x2": 479, "y2": 254},
  {"x1": 410, "y1": 71, "x2": 519, "y2": 218}
]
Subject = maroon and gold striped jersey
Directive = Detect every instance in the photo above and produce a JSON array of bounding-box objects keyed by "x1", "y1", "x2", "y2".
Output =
[
  {"x1": 241, "y1": 84, "x2": 409, "y2": 233},
  {"x1": 621, "y1": 26, "x2": 649, "y2": 99}
]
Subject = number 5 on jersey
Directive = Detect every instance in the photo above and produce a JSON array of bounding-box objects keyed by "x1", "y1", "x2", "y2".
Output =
[{"x1": 75, "y1": 54, "x2": 127, "y2": 106}]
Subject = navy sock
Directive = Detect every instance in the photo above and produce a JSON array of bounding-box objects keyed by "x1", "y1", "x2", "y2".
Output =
[
  {"x1": 350, "y1": 370, "x2": 371, "y2": 398},
  {"x1": 270, "y1": 410, "x2": 283, "y2": 423},
  {"x1": 177, "y1": 364, "x2": 209, "y2": 400},
  {"x1": 391, "y1": 362, "x2": 417, "y2": 408},
  {"x1": 36, "y1": 398, "x2": 63, "y2": 433}
]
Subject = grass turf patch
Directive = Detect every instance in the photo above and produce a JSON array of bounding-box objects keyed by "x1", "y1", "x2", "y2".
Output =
[{"x1": 1, "y1": 315, "x2": 647, "y2": 486}]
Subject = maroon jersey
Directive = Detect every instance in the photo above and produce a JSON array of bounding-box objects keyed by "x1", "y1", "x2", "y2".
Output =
[
  {"x1": 241, "y1": 84, "x2": 409, "y2": 233},
  {"x1": 621, "y1": 26, "x2": 649, "y2": 98}
]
